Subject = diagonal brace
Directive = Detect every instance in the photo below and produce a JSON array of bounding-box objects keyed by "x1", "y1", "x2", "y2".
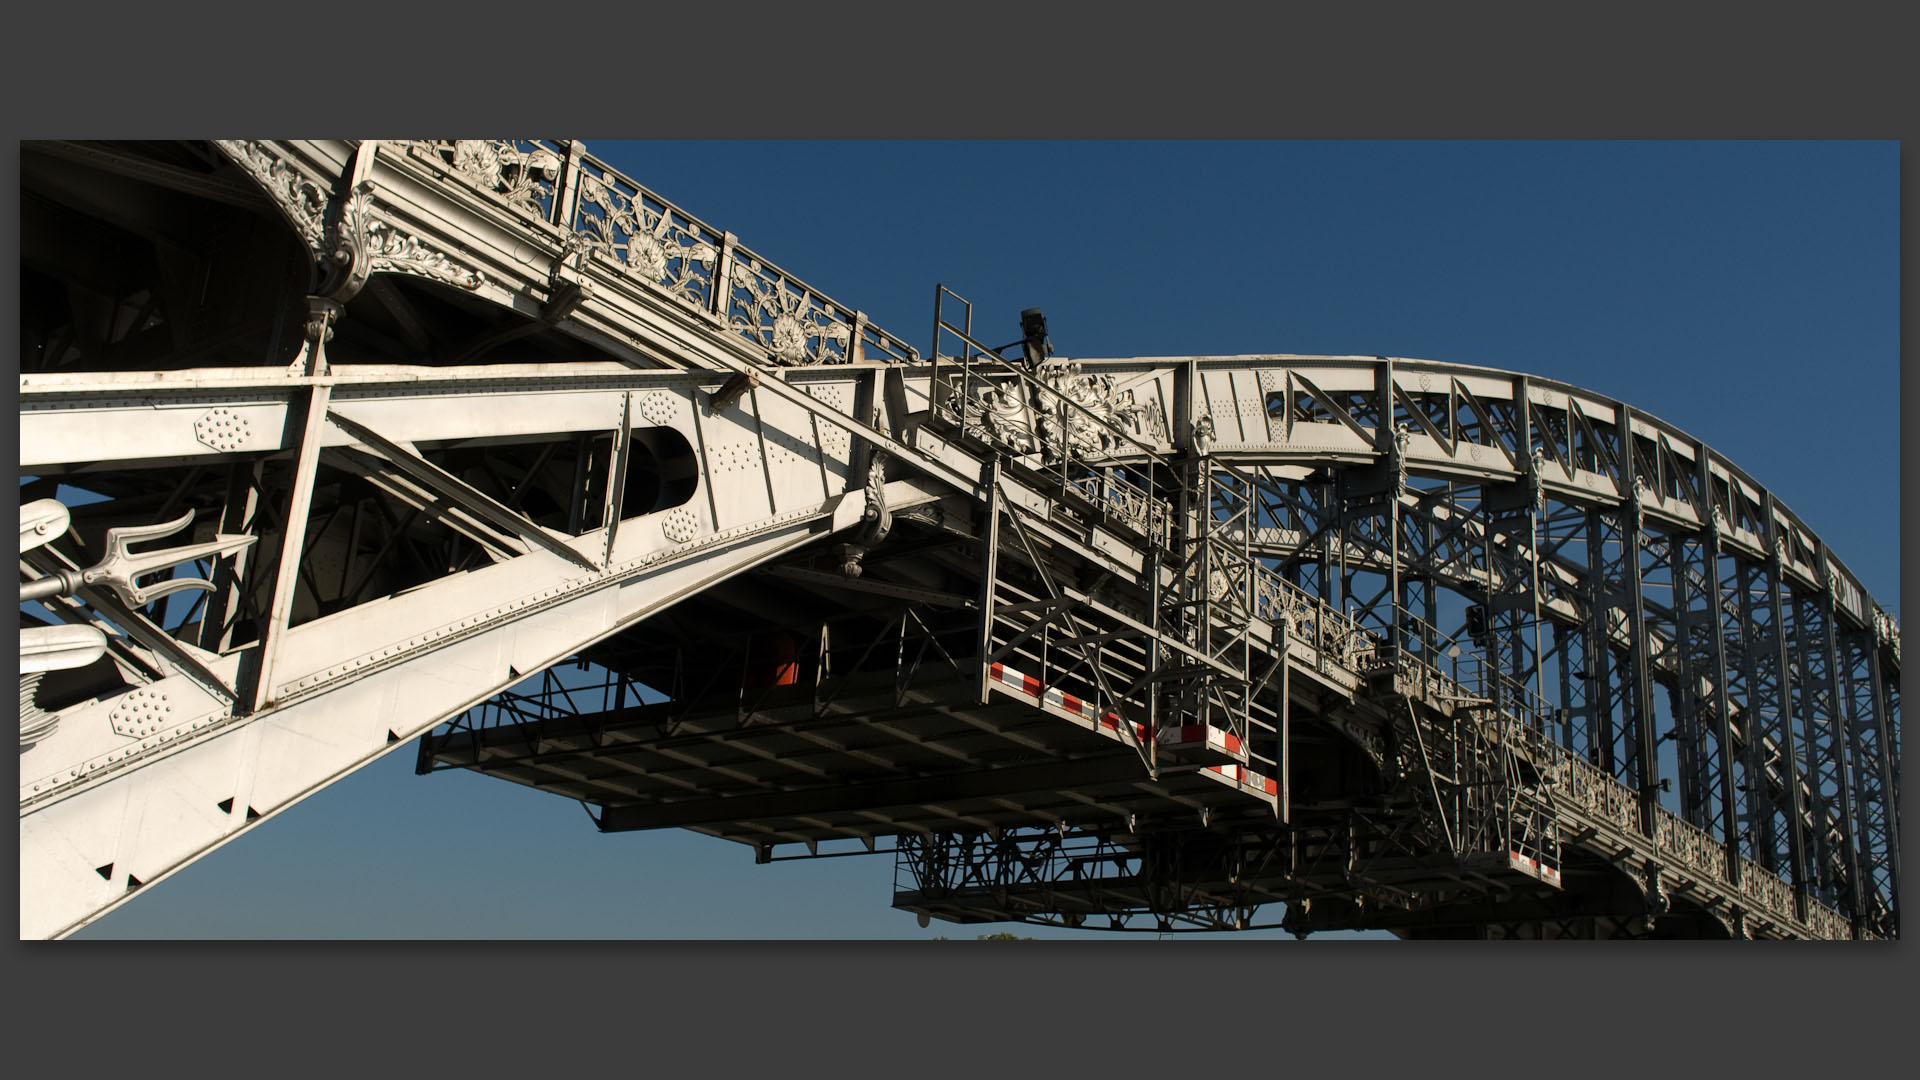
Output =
[{"x1": 326, "y1": 410, "x2": 600, "y2": 572}]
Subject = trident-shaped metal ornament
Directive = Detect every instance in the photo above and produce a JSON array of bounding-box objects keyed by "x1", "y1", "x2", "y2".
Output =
[{"x1": 18, "y1": 505, "x2": 257, "y2": 608}]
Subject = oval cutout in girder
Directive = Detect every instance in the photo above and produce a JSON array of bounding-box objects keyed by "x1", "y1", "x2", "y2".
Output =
[{"x1": 621, "y1": 426, "x2": 700, "y2": 519}]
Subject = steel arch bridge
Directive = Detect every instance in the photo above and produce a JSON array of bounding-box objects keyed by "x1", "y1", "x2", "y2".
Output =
[{"x1": 18, "y1": 139, "x2": 1899, "y2": 941}]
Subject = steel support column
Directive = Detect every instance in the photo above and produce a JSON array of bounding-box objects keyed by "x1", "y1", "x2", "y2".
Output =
[
  {"x1": 245, "y1": 306, "x2": 335, "y2": 714},
  {"x1": 1761, "y1": 511, "x2": 1813, "y2": 912}
]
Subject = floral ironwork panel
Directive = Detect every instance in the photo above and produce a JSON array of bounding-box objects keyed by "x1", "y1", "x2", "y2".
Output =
[
  {"x1": 1740, "y1": 855, "x2": 1795, "y2": 922},
  {"x1": 1033, "y1": 364, "x2": 1165, "y2": 459},
  {"x1": 1807, "y1": 901, "x2": 1849, "y2": 939},
  {"x1": 1067, "y1": 470, "x2": 1158, "y2": 538},
  {"x1": 725, "y1": 253, "x2": 853, "y2": 366},
  {"x1": 568, "y1": 161, "x2": 720, "y2": 312},
  {"x1": 952, "y1": 376, "x2": 1039, "y2": 455},
  {"x1": 1655, "y1": 811, "x2": 1727, "y2": 883},
  {"x1": 1561, "y1": 752, "x2": 1641, "y2": 834},
  {"x1": 401, "y1": 140, "x2": 564, "y2": 222}
]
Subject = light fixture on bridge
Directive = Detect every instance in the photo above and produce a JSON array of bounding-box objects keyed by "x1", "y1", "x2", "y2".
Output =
[
  {"x1": 1464, "y1": 604, "x2": 1489, "y2": 645},
  {"x1": 996, "y1": 307, "x2": 1054, "y2": 368},
  {"x1": 1021, "y1": 307, "x2": 1050, "y2": 357}
]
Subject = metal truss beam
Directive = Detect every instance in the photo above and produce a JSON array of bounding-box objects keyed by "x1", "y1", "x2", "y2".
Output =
[
  {"x1": 325, "y1": 410, "x2": 600, "y2": 572},
  {"x1": 18, "y1": 140, "x2": 1894, "y2": 941}
]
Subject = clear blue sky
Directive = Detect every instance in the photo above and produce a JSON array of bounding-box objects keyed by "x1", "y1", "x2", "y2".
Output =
[{"x1": 71, "y1": 140, "x2": 1898, "y2": 939}]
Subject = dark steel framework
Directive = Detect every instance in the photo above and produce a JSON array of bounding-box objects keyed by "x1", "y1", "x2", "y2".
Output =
[{"x1": 421, "y1": 298, "x2": 1900, "y2": 939}]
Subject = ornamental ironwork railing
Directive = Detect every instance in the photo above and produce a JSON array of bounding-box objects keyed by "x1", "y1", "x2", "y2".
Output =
[
  {"x1": 394, "y1": 139, "x2": 922, "y2": 368},
  {"x1": 1739, "y1": 854, "x2": 1798, "y2": 926},
  {"x1": 1806, "y1": 898, "x2": 1851, "y2": 940},
  {"x1": 1553, "y1": 744, "x2": 1644, "y2": 835},
  {"x1": 1654, "y1": 808, "x2": 1731, "y2": 887}
]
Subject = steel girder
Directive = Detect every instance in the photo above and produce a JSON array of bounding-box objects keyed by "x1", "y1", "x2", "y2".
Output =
[{"x1": 18, "y1": 140, "x2": 1897, "y2": 940}]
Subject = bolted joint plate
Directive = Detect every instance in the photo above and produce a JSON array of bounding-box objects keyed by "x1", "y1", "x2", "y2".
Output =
[
  {"x1": 193, "y1": 407, "x2": 255, "y2": 453},
  {"x1": 107, "y1": 686, "x2": 174, "y2": 738}
]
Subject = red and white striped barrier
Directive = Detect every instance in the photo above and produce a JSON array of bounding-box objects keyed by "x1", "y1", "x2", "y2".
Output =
[
  {"x1": 988, "y1": 661, "x2": 1279, "y2": 806},
  {"x1": 987, "y1": 662, "x2": 1148, "y2": 742},
  {"x1": 1207, "y1": 762, "x2": 1280, "y2": 798},
  {"x1": 988, "y1": 662, "x2": 1256, "y2": 762},
  {"x1": 1507, "y1": 850, "x2": 1564, "y2": 889},
  {"x1": 1158, "y1": 723, "x2": 1245, "y2": 760}
]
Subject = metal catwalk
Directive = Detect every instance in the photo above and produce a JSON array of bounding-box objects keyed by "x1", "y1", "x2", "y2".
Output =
[{"x1": 18, "y1": 140, "x2": 1899, "y2": 940}]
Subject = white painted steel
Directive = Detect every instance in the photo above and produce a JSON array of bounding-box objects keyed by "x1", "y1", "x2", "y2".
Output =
[
  {"x1": 21, "y1": 492, "x2": 863, "y2": 939},
  {"x1": 19, "y1": 140, "x2": 1893, "y2": 940}
]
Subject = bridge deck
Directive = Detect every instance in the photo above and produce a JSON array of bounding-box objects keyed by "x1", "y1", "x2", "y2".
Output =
[{"x1": 424, "y1": 666, "x2": 1280, "y2": 849}]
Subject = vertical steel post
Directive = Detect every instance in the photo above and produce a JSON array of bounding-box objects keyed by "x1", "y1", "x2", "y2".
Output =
[
  {"x1": 1281, "y1": 617, "x2": 1293, "y2": 829},
  {"x1": 247, "y1": 304, "x2": 335, "y2": 714},
  {"x1": 1583, "y1": 507, "x2": 1618, "y2": 775},
  {"x1": 553, "y1": 140, "x2": 587, "y2": 230},
  {"x1": 1618, "y1": 412, "x2": 1661, "y2": 831},
  {"x1": 1810, "y1": 551, "x2": 1864, "y2": 928},
  {"x1": 198, "y1": 462, "x2": 264, "y2": 653},
  {"x1": 1667, "y1": 533, "x2": 1714, "y2": 830},
  {"x1": 1516, "y1": 378, "x2": 1544, "y2": 712},
  {"x1": 710, "y1": 231, "x2": 738, "y2": 321},
  {"x1": 1861, "y1": 623, "x2": 1900, "y2": 929},
  {"x1": 1734, "y1": 559, "x2": 1776, "y2": 868},
  {"x1": 1790, "y1": 588, "x2": 1836, "y2": 905},
  {"x1": 1698, "y1": 500, "x2": 1741, "y2": 881},
  {"x1": 1840, "y1": 624, "x2": 1890, "y2": 931},
  {"x1": 1378, "y1": 360, "x2": 1402, "y2": 656},
  {"x1": 1763, "y1": 500, "x2": 1812, "y2": 916},
  {"x1": 975, "y1": 458, "x2": 1002, "y2": 705}
]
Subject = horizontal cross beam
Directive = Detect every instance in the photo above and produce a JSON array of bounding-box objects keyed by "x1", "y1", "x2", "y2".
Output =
[{"x1": 597, "y1": 754, "x2": 1153, "y2": 832}]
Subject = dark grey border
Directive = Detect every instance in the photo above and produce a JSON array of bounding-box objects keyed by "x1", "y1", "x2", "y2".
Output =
[{"x1": 6, "y1": 2, "x2": 1910, "y2": 1074}]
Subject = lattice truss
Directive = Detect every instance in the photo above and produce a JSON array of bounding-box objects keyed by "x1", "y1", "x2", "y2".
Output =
[
  {"x1": 16, "y1": 140, "x2": 1899, "y2": 942},
  {"x1": 899, "y1": 354, "x2": 1898, "y2": 939}
]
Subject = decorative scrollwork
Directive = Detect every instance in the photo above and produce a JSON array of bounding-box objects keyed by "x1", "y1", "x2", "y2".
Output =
[
  {"x1": 213, "y1": 140, "x2": 329, "y2": 254},
  {"x1": 955, "y1": 379, "x2": 1039, "y2": 454},
  {"x1": 727, "y1": 256, "x2": 850, "y2": 365},
  {"x1": 324, "y1": 181, "x2": 486, "y2": 298},
  {"x1": 1739, "y1": 854, "x2": 1796, "y2": 924},
  {"x1": 571, "y1": 168, "x2": 718, "y2": 310},
  {"x1": 1805, "y1": 900, "x2": 1851, "y2": 940},
  {"x1": 860, "y1": 442, "x2": 892, "y2": 545},
  {"x1": 449, "y1": 140, "x2": 560, "y2": 219},
  {"x1": 1034, "y1": 363, "x2": 1164, "y2": 460},
  {"x1": 1654, "y1": 810, "x2": 1728, "y2": 885},
  {"x1": 1874, "y1": 608, "x2": 1900, "y2": 664},
  {"x1": 1066, "y1": 469, "x2": 1162, "y2": 541},
  {"x1": 367, "y1": 217, "x2": 487, "y2": 290},
  {"x1": 1644, "y1": 864, "x2": 1669, "y2": 916},
  {"x1": 20, "y1": 672, "x2": 56, "y2": 748},
  {"x1": 1557, "y1": 749, "x2": 1641, "y2": 834},
  {"x1": 1193, "y1": 413, "x2": 1217, "y2": 453},
  {"x1": 946, "y1": 362, "x2": 1167, "y2": 473}
]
